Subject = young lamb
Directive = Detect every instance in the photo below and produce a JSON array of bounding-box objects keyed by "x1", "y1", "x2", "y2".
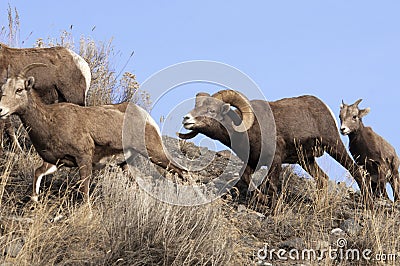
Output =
[
  {"x1": 339, "y1": 99, "x2": 400, "y2": 201},
  {"x1": 0, "y1": 63, "x2": 184, "y2": 203}
]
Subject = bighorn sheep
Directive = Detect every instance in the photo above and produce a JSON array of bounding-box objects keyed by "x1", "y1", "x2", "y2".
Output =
[
  {"x1": 0, "y1": 63, "x2": 183, "y2": 203},
  {"x1": 0, "y1": 43, "x2": 91, "y2": 152},
  {"x1": 178, "y1": 90, "x2": 370, "y2": 208},
  {"x1": 339, "y1": 99, "x2": 400, "y2": 201}
]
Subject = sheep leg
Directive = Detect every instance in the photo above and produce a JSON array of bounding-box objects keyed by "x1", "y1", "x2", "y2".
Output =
[
  {"x1": 325, "y1": 143, "x2": 373, "y2": 208},
  {"x1": 0, "y1": 118, "x2": 20, "y2": 153},
  {"x1": 119, "y1": 148, "x2": 139, "y2": 172},
  {"x1": 375, "y1": 170, "x2": 389, "y2": 199},
  {"x1": 390, "y1": 169, "x2": 400, "y2": 202},
  {"x1": 370, "y1": 178, "x2": 380, "y2": 197},
  {"x1": 0, "y1": 119, "x2": 5, "y2": 155},
  {"x1": 144, "y1": 123, "x2": 184, "y2": 179},
  {"x1": 118, "y1": 161, "x2": 129, "y2": 172},
  {"x1": 254, "y1": 140, "x2": 285, "y2": 210},
  {"x1": 32, "y1": 161, "x2": 57, "y2": 202},
  {"x1": 300, "y1": 158, "x2": 329, "y2": 190},
  {"x1": 76, "y1": 157, "x2": 93, "y2": 203},
  {"x1": 4, "y1": 117, "x2": 22, "y2": 152},
  {"x1": 253, "y1": 160, "x2": 281, "y2": 211},
  {"x1": 265, "y1": 161, "x2": 281, "y2": 210},
  {"x1": 233, "y1": 164, "x2": 255, "y2": 197}
]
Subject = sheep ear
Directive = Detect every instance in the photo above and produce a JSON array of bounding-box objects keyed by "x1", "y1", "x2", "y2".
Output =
[
  {"x1": 221, "y1": 103, "x2": 230, "y2": 115},
  {"x1": 359, "y1": 107, "x2": 370, "y2": 118},
  {"x1": 25, "y1": 76, "x2": 35, "y2": 90}
]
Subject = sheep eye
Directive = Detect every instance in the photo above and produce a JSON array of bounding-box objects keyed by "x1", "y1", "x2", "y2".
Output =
[
  {"x1": 16, "y1": 88, "x2": 23, "y2": 94},
  {"x1": 352, "y1": 115, "x2": 357, "y2": 120},
  {"x1": 207, "y1": 108, "x2": 216, "y2": 114}
]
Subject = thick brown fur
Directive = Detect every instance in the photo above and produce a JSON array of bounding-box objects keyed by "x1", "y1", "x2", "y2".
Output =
[
  {"x1": 0, "y1": 43, "x2": 91, "y2": 152},
  {"x1": 0, "y1": 72, "x2": 183, "y2": 203},
  {"x1": 180, "y1": 91, "x2": 370, "y2": 210},
  {"x1": 340, "y1": 99, "x2": 400, "y2": 201}
]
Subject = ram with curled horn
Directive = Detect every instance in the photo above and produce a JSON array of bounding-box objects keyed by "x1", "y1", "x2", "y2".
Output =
[
  {"x1": 0, "y1": 43, "x2": 91, "y2": 153},
  {"x1": 0, "y1": 63, "x2": 185, "y2": 206},
  {"x1": 179, "y1": 90, "x2": 371, "y2": 210}
]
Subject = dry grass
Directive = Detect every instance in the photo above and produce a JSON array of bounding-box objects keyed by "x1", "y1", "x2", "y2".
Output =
[
  {"x1": 0, "y1": 147, "x2": 241, "y2": 265},
  {"x1": 1, "y1": 5, "x2": 400, "y2": 266},
  {"x1": 35, "y1": 31, "x2": 148, "y2": 108},
  {"x1": 1, "y1": 148, "x2": 400, "y2": 265},
  {"x1": 235, "y1": 167, "x2": 400, "y2": 265}
]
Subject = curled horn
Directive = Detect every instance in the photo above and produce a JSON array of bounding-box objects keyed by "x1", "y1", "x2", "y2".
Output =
[
  {"x1": 340, "y1": 99, "x2": 347, "y2": 109},
  {"x1": 212, "y1": 90, "x2": 254, "y2": 132},
  {"x1": 353, "y1": 99, "x2": 362, "y2": 107},
  {"x1": 18, "y1": 63, "x2": 47, "y2": 78}
]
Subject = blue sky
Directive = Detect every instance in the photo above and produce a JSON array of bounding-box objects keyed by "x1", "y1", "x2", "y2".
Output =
[{"x1": 1, "y1": 1, "x2": 399, "y2": 188}]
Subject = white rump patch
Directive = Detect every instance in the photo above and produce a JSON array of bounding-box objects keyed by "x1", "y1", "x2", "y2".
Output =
[
  {"x1": 138, "y1": 106, "x2": 161, "y2": 135},
  {"x1": 67, "y1": 49, "x2": 91, "y2": 105},
  {"x1": 323, "y1": 102, "x2": 339, "y2": 130}
]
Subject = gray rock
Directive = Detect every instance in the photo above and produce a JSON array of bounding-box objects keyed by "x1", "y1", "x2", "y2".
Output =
[
  {"x1": 0, "y1": 263, "x2": 15, "y2": 266},
  {"x1": 330, "y1": 228, "x2": 344, "y2": 235},
  {"x1": 279, "y1": 237, "x2": 305, "y2": 250},
  {"x1": 254, "y1": 212, "x2": 266, "y2": 219},
  {"x1": 237, "y1": 204, "x2": 247, "y2": 213},
  {"x1": 340, "y1": 218, "x2": 362, "y2": 236},
  {"x1": 216, "y1": 150, "x2": 232, "y2": 159},
  {"x1": 4, "y1": 238, "x2": 24, "y2": 258},
  {"x1": 314, "y1": 240, "x2": 330, "y2": 250},
  {"x1": 256, "y1": 261, "x2": 272, "y2": 266}
]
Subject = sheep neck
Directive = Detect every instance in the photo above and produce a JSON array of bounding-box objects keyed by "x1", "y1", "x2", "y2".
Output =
[
  {"x1": 203, "y1": 122, "x2": 232, "y2": 147},
  {"x1": 18, "y1": 91, "x2": 52, "y2": 138},
  {"x1": 349, "y1": 121, "x2": 368, "y2": 153},
  {"x1": 202, "y1": 122, "x2": 252, "y2": 162},
  {"x1": 348, "y1": 121, "x2": 366, "y2": 146}
]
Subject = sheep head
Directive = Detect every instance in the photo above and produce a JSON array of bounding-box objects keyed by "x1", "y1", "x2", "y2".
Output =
[
  {"x1": 0, "y1": 63, "x2": 47, "y2": 119},
  {"x1": 339, "y1": 99, "x2": 370, "y2": 135},
  {"x1": 179, "y1": 89, "x2": 254, "y2": 139}
]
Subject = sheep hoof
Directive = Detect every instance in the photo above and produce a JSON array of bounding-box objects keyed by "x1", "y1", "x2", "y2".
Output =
[
  {"x1": 50, "y1": 214, "x2": 64, "y2": 223},
  {"x1": 31, "y1": 195, "x2": 39, "y2": 202}
]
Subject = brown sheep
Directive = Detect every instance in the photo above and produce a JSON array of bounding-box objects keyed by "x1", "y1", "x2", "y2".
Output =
[
  {"x1": 339, "y1": 99, "x2": 400, "y2": 201},
  {"x1": 0, "y1": 63, "x2": 183, "y2": 204},
  {"x1": 178, "y1": 90, "x2": 370, "y2": 209},
  {"x1": 0, "y1": 43, "x2": 91, "y2": 153}
]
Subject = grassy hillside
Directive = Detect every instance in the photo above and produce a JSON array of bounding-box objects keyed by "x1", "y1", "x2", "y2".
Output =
[{"x1": 0, "y1": 140, "x2": 400, "y2": 265}]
